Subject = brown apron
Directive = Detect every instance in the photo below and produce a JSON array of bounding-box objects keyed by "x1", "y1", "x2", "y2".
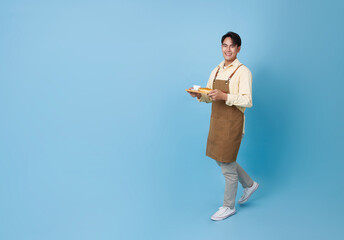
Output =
[{"x1": 206, "y1": 64, "x2": 244, "y2": 163}]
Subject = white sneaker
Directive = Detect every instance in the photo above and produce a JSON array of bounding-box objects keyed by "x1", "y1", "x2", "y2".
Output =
[
  {"x1": 238, "y1": 181, "x2": 259, "y2": 204},
  {"x1": 210, "y1": 206, "x2": 236, "y2": 221}
]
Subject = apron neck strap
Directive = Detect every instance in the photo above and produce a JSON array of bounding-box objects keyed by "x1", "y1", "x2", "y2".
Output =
[
  {"x1": 213, "y1": 66, "x2": 220, "y2": 81},
  {"x1": 228, "y1": 64, "x2": 244, "y2": 80},
  {"x1": 213, "y1": 64, "x2": 245, "y2": 83}
]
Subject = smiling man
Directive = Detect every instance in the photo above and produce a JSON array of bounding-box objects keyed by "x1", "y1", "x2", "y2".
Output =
[{"x1": 189, "y1": 31, "x2": 259, "y2": 221}]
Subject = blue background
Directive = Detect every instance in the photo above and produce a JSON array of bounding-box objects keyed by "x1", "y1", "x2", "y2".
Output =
[{"x1": 1, "y1": 0, "x2": 344, "y2": 239}]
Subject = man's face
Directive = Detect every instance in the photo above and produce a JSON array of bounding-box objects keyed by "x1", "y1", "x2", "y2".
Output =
[{"x1": 222, "y1": 37, "x2": 241, "y2": 63}]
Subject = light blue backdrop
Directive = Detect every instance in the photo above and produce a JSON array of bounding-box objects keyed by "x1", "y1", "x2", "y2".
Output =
[{"x1": 1, "y1": 0, "x2": 343, "y2": 239}]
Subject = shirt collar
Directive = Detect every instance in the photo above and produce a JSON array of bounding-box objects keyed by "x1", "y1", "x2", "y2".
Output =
[{"x1": 220, "y1": 58, "x2": 241, "y2": 69}]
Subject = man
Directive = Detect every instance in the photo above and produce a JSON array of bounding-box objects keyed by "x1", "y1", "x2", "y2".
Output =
[{"x1": 189, "y1": 32, "x2": 259, "y2": 221}]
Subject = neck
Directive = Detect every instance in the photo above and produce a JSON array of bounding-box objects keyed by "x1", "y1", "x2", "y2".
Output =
[{"x1": 224, "y1": 58, "x2": 236, "y2": 67}]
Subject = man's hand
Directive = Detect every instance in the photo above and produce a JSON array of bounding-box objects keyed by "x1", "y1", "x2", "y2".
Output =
[
  {"x1": 188, "y1": 88, "x2": 201, "y2": 99},
  {"x1": 208, "y1": 89, "x2": 227, "y2": 101}
]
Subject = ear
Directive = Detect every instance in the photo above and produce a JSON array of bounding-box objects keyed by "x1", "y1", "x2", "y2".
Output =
[{"x1": 237, "y1": 46, "x2": 241, "y2": 53}]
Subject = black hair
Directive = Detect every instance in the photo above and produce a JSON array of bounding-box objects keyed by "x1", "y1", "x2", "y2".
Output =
[{"x1": 221, "y1": 32, "x2": 241, "y2": 46}]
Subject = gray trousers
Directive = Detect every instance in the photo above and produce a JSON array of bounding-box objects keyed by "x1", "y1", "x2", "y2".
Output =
[{"x1": 216, "y1": 160, "x2": 254, "y2": 209}]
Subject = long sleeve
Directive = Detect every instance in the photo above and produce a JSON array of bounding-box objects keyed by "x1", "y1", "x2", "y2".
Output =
[{"x1": 225, "y1": 68, "x2": 253, "y2": 108}]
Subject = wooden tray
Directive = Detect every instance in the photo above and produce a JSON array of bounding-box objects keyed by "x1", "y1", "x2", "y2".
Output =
[{"x1": 186, "y1": 88, "x2": 212, "y2": 94}]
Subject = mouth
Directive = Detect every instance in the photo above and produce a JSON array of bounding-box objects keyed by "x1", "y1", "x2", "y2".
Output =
[{"x1": 225, "y1": 53, "x2": 232, "y2": 57}]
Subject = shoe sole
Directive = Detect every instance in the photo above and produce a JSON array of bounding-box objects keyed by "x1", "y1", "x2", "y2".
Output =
[
  {"x1": 211, "y1": 210, "x2": 236, "y2": 221},
  {"x1": 238, "y1": 183, "x2": 259, "y2": 204}
]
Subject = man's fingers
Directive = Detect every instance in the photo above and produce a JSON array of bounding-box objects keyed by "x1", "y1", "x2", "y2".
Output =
[{"x1": 208, "y1": 90, "x2": 218, "y2": 96}]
